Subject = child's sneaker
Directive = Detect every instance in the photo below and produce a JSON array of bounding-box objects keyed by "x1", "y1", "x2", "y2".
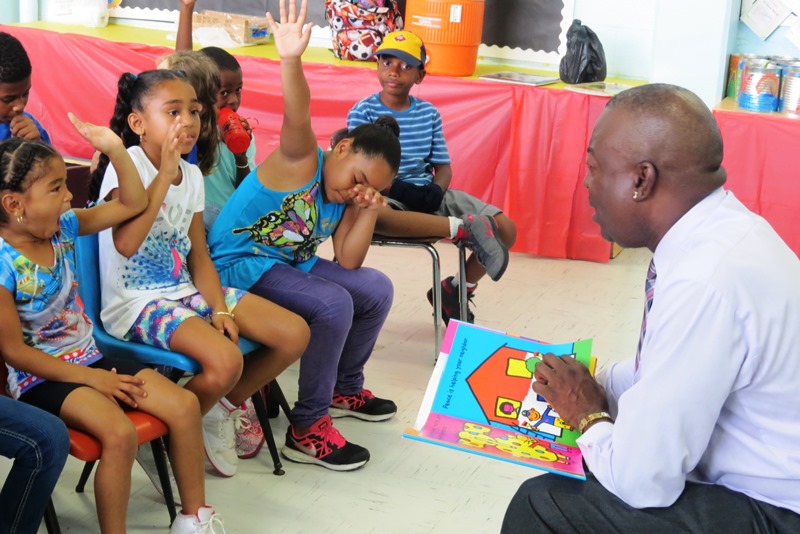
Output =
[
  {"x1": 234, "y1": 398, "x2": 265, "y2": 459},
  {"x1": 456, "y1": 214, "x2": 509, "y2": 281},
  {"x1": 202, "y1": 402, "x2": 239, "y2": 477},
  {"x1": 281, "y1": 415, "x2": 370, "y2": 471},
  {"x1": 329, "y1": 389, "x2": 397, "y2": 422},
  {"x1": 427, "y1": 276, "x2": 476, "y2": 325},
  {"x1": 135, "y1": 445, "x2": 180, "y2": 505},
  {"x1": 169, "y1": 506, "x2": 225, "y2": 534}
]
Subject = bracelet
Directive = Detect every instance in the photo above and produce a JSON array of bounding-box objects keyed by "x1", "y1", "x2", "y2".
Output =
[
  {"x1": 212, "y1": 311, "x2": 235, "y2": 320},
  {"x1": 235, "y1": 162, "x2": 250, "y2": 169},
  {"x1": 578, "y1": 411, "x2": 613, "y2": 434}
]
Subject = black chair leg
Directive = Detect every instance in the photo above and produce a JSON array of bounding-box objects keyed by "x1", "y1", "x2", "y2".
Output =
[
  {"x1": 252, "y1": 390, "x2": 284, "y2": 476},
  {"x1": 150, "y1": 438, "x2": 177, "y2": 524},
  {"x1": 42, "y1": 498, "x2": 61, "y2": 534},
  {"x1": 75, "y1": 461, "x2": 95, "y2": 493},
  {"x1": 269, "y1": 379, "x2": 292, "y2": 420}
]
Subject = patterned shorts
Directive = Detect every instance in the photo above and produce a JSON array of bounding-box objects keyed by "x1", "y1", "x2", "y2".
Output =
[{"x1": 127, "y1": 288, "x2": 246, "y2": 350}]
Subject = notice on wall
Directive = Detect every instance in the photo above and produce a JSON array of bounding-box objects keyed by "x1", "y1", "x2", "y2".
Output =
[{"x1": 741, "y1": 0, "x2": 793, "y2": 39}]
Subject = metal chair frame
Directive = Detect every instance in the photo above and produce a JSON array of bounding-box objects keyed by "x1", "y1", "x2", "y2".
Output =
[{"x1": 370, "y1": 235, "x2": 468, "y2": 360}]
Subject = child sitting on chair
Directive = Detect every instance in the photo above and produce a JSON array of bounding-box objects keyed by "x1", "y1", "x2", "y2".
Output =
[
  {"x1": 173, "y1": 0, "x2": 258, "y2": 230},
  {"x1": 208, "y1": 0, "x2": 399, "y2": 472},
  {"x1": 347, "y1": 30, "x2": 518, "y2": 325},
  {"x1": 90, "y1": 69, "x2": 309, "y2": 478},
  {"x1": 0, "y1": 32, "x2": 50, "y2": 143},
  {"x1": 0, "y1": 119, "x2": 222, "y2": 533}
]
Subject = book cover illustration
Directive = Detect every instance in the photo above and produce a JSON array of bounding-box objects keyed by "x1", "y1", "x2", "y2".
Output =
[
  {"x1": 404, "y1": 321, "x2": 595, "y2": 480},
  {"x1": 478, "y1": 71, "x2": 560, "y2": 86}
]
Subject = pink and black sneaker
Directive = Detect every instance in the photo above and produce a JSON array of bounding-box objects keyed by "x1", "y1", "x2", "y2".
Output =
[
  {"x1": 281, "y1": 415, "x2": 370, "y2": 471},
  {"x1": 329, "y1": 389, "x2": 397, "y2": 422},
  {"x1": 233, "y1": 398, "x2": 265, "y2": 459}
]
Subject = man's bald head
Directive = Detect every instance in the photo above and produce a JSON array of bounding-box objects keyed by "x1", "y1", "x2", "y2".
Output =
[
  {"x1": 584, "y1": 84, "x2": 727, "y2": 251},
  {"x1": 606, "y1": 84, "x2": 725, "y2": 189}
]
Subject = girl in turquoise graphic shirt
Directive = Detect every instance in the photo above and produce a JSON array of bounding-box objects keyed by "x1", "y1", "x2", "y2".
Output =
[{"x1": 208, "y1": 0, "x2": 402, "y2": 472}]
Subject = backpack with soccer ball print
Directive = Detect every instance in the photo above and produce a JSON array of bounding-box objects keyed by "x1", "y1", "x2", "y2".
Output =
[{"x1": 325, "y1": 0, "x2": 403, "y2": 61}]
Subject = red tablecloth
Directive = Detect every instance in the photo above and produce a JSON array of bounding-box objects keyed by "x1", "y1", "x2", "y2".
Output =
[
  {"x1": 713, "y1": 108, "x2": 800, "y2": 258},
  {"x1": 4, "y1": 25, "x2": 613, "y2": 261}
]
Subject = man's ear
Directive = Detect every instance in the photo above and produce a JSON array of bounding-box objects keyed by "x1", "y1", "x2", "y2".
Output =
[
  {"x1": 128, "y1": 112, "x2": 144, "y2": 136},
  {"x1": 633, "y1": 161, "x2": 657, "y2": 201}
]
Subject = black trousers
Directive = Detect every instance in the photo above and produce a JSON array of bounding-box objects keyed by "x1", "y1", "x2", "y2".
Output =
[{"x1": 501, "y1": 474, "x2": 800, "y2": 534}]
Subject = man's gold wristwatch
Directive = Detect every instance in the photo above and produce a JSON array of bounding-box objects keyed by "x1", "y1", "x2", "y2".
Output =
[{"x1": 578, "y1": 411, "x2": 613, "y2": 434}]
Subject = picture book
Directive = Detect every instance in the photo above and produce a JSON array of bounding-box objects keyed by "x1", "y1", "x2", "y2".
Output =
[
  {"x1": 403, "y1": 321, "x2": 596, "y2": 480},
  {"x1": 478, "y1": 71, "x2": 560, "y2": 86}
]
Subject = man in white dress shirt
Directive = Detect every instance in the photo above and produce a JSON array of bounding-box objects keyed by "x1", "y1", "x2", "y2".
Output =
[{"x1": 502, "y1": 84, "x2": 800, "y2": 533}]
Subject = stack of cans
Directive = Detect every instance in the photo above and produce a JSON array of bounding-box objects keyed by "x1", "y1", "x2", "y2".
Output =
[
  {"x1": 727, "y1": 53, "x2": 767, "y2": 99},
  {"x1": 738, "y1": 60, "x2": 782, "y2": 112},
  {"x1": 728, "y1": 53, "x2": 800, "y2": 114},
  {"x1": 780, "y1": 67, "x2": 800, "y2": 115}
]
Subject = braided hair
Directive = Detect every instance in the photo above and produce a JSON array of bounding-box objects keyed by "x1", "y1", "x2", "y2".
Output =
[
  {"x1": 89, "y1": 69, "x2": 193, "y2": 202},
  {"x1": 0, "y1": 32, "x2": 32, "y2": 84},
  {"x1": 0, "y1": 138, "x2": 60, "y2": 225}
]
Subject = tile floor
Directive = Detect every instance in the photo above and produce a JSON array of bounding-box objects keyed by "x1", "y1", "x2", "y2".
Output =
[{"x1": 2, "y1": 241, "x2": 653, "y2": 533}]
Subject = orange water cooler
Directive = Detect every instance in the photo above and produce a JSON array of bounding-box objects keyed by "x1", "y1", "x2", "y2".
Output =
[{"x1": 405, "y1": 0, "x2": 485, "y2": 76}]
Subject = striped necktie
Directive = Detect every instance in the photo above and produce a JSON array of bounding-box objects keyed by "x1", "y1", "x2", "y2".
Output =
[{"x1": 635, "y1": 259, "x2": 657, "y2": 372}]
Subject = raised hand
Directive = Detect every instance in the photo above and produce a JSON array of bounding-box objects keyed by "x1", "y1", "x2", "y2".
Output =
[
  {"x1": 159, "y1": 115, "x2": 184, "y2": 182},
  {"x1": 68, "y1": 112, "x2": 124, "y2": 155},
  {"x1": 266, "y1": 0, "x2": 313, "y2": 60}
]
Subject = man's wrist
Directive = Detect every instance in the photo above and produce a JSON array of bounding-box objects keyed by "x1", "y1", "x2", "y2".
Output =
[{"x1": 578, "y1": 411, "x2": 613, "y2": 434}]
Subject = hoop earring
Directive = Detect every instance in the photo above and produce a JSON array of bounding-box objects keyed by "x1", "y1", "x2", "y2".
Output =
[{"x1": 632, "y1": 191, "x2": 639, "y2": 200}]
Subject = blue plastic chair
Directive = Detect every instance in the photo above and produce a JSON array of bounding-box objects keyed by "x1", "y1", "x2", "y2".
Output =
[{"x1": 75, "y1": 233, "x2": 289, "y2": 475}]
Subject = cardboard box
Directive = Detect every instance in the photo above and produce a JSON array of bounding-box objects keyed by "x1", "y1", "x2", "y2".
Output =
[{"x1": 192, "y1": 10, "x2": 270, "y2": 46}]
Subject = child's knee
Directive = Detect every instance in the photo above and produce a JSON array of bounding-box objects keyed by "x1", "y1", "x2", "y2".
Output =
[
  {"x1": 163, "y1": 387, "x2": 202, "y2": 429},
  {"x1": 282, "y1": 315, "x2": 311, "y2": 358},
  {"x1": 362, "y1": 268, "x2": 394, "y2": 312},
  {"x1": 496, "y1": 214, "x2": 517, "y2": 246},
  {"x1": 99, "y1": 417, "x2": 138, "y2": 458},
  {"x1": 204, "y1": 345, "x2": 244, "y2": 392}
]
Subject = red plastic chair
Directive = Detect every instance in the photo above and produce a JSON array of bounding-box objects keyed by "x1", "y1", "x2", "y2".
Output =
[{"x1": 0, "y1": 354, "x2": 177, "y2": 534}]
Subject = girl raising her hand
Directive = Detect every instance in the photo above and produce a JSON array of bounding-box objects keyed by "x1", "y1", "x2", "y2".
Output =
[{"x1": 208, "y1": 0, "x2": 401, "y2": 472}]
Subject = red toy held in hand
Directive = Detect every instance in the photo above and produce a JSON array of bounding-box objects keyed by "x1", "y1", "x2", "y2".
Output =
[{"x1": 218, "y1": 107, "x2": 250, "y2": 154}]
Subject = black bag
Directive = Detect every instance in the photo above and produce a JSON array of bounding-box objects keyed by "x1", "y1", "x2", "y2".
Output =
[{"x1": 559, "y1": 19, "x2": 607, "y2": 84}]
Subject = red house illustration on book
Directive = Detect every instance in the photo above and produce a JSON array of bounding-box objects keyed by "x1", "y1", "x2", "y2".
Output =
[{"x1": 465, "y1": 344, "x2": 574, "y2": 441}]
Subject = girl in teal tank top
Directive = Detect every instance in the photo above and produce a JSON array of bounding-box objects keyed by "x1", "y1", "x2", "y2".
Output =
[{"x1": 209, "y1": 0, "x2": 403, "y2": 472}]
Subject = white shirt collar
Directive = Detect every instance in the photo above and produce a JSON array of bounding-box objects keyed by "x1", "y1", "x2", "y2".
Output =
[{"x1": 653, "y1": 187, "x2": 726, "y2": 274}]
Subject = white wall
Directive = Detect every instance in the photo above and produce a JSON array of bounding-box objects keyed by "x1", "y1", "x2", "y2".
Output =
[
  {"x1": 573, "y1": 0, "x2": 657, "y2": 81},
  {"x1": 574, "y1": 0, "x2": 742, "y2": 108}
]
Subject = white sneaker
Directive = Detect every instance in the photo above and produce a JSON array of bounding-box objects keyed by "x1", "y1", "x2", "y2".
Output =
[
  {"x1": 202, "y1": 402, "x2": 239, "y2": 477},
  {"x1": 135, "y1": 445, "x2": 180, "y2": 505},
  {"x1": 169, "y1": 506, "x2": 225, "y2": 534}
]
